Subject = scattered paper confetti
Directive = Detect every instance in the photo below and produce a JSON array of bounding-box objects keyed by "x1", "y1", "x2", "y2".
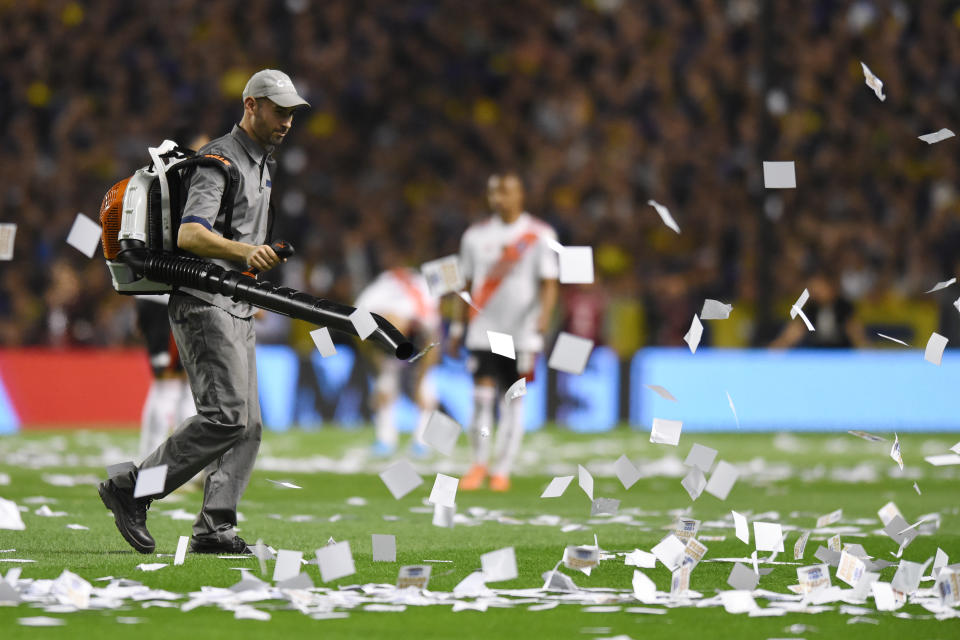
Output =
[
  {"x1": 683, "y1": 315, "x2": 703, "y2": 354},
  {"x1": 861, "y1": 61, "x2": 886, "y2": 101},
  {"x1": 763, "y1": 161, "x2": 796, "y2": 189},
  {"x1": 648, "y1": 200, "x2": 680, "y2": 234},
  {"x1": 309, "y1": 328, "x2": 336, "y2": 357},
  {"x1": 65, "y1": 213, "x2": 101, "y2": 258},
  {"x1": 918, "y1": 128, "x2": 955, "y2": 144}
]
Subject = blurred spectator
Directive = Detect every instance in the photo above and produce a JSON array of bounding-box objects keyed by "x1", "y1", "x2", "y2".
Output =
[{"x1": 1, "y1": 1, "x2": 958, "y2": 350}]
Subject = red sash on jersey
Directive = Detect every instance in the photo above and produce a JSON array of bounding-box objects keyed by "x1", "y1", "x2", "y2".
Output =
[
  {"x1": 390, "y1": 268, "x2": 431, "y2": 320},
  {"x1": 469, "y1": 230, "x2": 541, "y2": 319}
]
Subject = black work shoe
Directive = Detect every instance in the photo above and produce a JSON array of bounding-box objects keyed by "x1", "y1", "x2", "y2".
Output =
[
  {"x1": 98, "y1": 480, "x2": 155, "y2": 554},
  {"x1": 190, "y1": 535, "x2": 253, "y2": 555}
]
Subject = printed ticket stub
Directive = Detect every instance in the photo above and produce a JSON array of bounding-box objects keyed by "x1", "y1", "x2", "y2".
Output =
[
  {"x1": 421, "y1": 255, "x2": 464, "y2": 297},
  {"x1": 827, "y1": 534, "x2": 842, "y2": 552},
  {"x1": 563, "y1": 545, "x2": 599, "y2": 570},
  {"x1": 674, "y1": 518, "x2": 700, "y2": 542},
  {"x1": 670, "y1": 565, "x2": 691, "y2": 596},
  {"x1": 837, "y1": 551, "x2": 866, "y2": 587},
  {"x1": 794, "y1": 530, "x2": 811, "y2": 560},
  {"x1": 796, "y1": 564, "x2": 831, "y2": 593},
  {"x1": 0, "y1": 224, "x2": 15, "y2": 260},
  {"x1": 816, "y1": 509, "x2": 842, "y2": 528},
  {"x1": 936, "y1": 569, "x2": 959, "y2": 605},
  {"x1": 878, "y1": 502, "x2": 903, "y2": 526},
  {"x1": 397, "y1": 565, "x2": 432, "y2": 589},
  {"x1": 681, "y1": 538, "x2": 708, "y2": 569}
]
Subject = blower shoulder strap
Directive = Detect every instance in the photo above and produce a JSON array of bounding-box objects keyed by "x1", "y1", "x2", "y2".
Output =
[{"x1": 172, "y1": 153, "x2": 241, "y2": 241}]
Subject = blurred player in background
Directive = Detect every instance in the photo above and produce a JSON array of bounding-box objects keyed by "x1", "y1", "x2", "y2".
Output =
[
  {"x1": 135, "y1": 295, "x2": 195, "y2": 460},
  {"x1": 447, "y1": 172, "x2": 558, "y2": 491},
  {"x1": 355, "y1": 246, "x2": 440, "y2": 457}
]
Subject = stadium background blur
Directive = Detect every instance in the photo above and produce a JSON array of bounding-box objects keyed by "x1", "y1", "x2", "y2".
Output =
[{"x1": 2, "y1": 1, "x2": 960, "y2": 427}]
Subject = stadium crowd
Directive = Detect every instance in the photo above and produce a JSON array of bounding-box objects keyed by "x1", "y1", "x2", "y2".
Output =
[{"x1": 1, "y1": 0, "x2": 959, "y2": 353}]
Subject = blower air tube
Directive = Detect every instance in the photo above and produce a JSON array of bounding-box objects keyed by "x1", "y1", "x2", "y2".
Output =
[{"x1": 118, "y1": 239, "x2": 413, "y2": 360}]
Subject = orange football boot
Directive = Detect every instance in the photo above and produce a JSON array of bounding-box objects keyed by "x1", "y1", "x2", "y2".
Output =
[
  {"x1": 489, "y1": 474, "x2": 511, "y2": 492},
  {"x1": 460, "y1": 464, "x2": 488, "y2": 490}
]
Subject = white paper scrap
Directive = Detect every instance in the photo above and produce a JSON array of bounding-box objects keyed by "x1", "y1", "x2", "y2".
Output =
[
  {"x1": 816, "y1": 508, "x2": 843, "y2": 528},
  {"x1": 136, "y1": 563, "x2": 167, "y2": 572},
  {"x1": 18, "y1": 617, "x2": 65, "y2": 627},
  {"x1": 732, "y1": 511, "x2": 749, "y2": 544},
  {"x1": 648, "y1": 200, "x2": 680, "y2": 234},
  {"x1": 316, "y1": 541, "x2": 355, "y2": 582},
  {"x1": 0, "y1": 224, "x2": 15, "y2": 260},
  {"x1": 726, "y1": 391, "x2": 740, "y2": 429},
  {"x1": 174, "y1": 536, "x2": 188, "y2": 566},
  {"x1": 644, "y1": 384, "x2": 677, "y2": 402},
  {"x1": 421, "y1": 411, "x2": 462, "y2": 456},
  {"x1": 876, "y1": 333, "x2": 908, "y2": 346},
  {"x1": 541, "y1": 475, "x2": 574, "y2": 498},
  {"x1": 504, "y1": 378, "x2": 526, "y2": 403},
  {"x1": 432, "y1": 503, "x2": 455, "y2": 529},
  {"x1": 66, "y1": 213, "x2": 101, "y2": 258},
  {"x1": 705, "y1": 460, "x2": 739, "y2": 500},
  {"x1": 925, "y1": 277, "x2": 956, "y2": 293},
  {"x1": 379, "y1": 460, "x2": 423, "y2": 499},
  {"x1": 918, "y1": 128, "x2": 955, "y2": 144},
  {"x1": 457, "y1": 290, "x2": 481, "y2": 312},
  {"x1": 924, "y1": 332, "x2": 948, "y2": 366},
  {"x1": 397, "y1": 565, "x2": 432, "y2": 589},
  {"x1": 720, "y1": 590, "x2": 758, "y2": 613},
  {"x1": 632, "y1": 569, "x2": 657, "y2": 602},
  {"x1": 701, "y1": 299, "x2": 733, "y2": 320},
  {"x1": 486, "y1": 330, "x2": 516, "y2": 360},
  {"x1": 559, "y1": 246, "x2": 594, "y2": 284},
  {"x1": 681, "y1": 467, "x2": 706, "y2": 501},
  {"x1": 65, "y1": 524, "x2": 88, "y2": 531},
  {"x1": 871, "y1": 582, "x2": 901, "y2": 611},
  {"x1": 349, "y1": 308, "x2": 378, "y2": 340},
  {"x1": 791, "y1": 289, "x2": 810, "y2": 318},
  {"x1": 614, "y1": 455, "x2": 641, "y2": 490},
  {"x1": 650, "y1": 418, "x2": 682, "y2": 446},
  {"x1": 133, "y1": 465, "x2": 168, "y2": 498},
  {"x1": 794, "y1": 531, "x2": 811, "y2": 559},
  {"x1": 266, "y1": 479, "x2": 302, "y2": 489},
  {"x1": 837, "y1": 550, "x2": 867, "y2": 587},
  {"x1": 924, "y1": 453, "x2": 960, "y2": 466},
  {"x1": 480, "y1": 547, "x2": 517, "y2": 582},
  {"x1": 421, "y1": 255, "x2": 464, "y2": 297},
  {"x1": 624, "y1": 549, "x2": 657, "y2": 569},
  {"x1": 652, "y1": 535, "x2": 686, "y2": 572},
  {"x1": 683, "y1": 315, "x2": 703, "y2": 354},
  {"x1": 728, "y1": 562, "x2": 759, "y2": 591},
  {"x1": 754, "y1": 522, "x2": 784, "y2": 552},
  {"x1": 548, "y1": 332, "x2": 594, "y2": 375},
  {"x1": 861, "y1": 61, "x2": 886, "y2": 101},
  {"x1": 272, "y1": 549, "x2": 303, "y2": 583},
  {"x1": 578, "y1": 465, "x2": 594, "y2": 501},
  {"x1": 890, "y1": 433, "x2": 903, "y2": 471},
  {"x1": 763, "y1": 161, "x2": 797, "y2": 189},
  {"x1": 847, "y1": 429, "x2": 886, "y2": 442},
  {"x1": 427, "y1": 473, "x2": 458, "y2": 508},
  {"x1": 309, "y1": 328, "x2": 336, "y2": 357},
  {"x1": 681, "y1": 443, "x2": 717, "y2": 473}
]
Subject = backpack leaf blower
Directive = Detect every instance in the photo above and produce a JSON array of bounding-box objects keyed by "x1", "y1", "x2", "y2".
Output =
[{"x1": 98, "y1": 140, "x2": 413, "y2": 360}]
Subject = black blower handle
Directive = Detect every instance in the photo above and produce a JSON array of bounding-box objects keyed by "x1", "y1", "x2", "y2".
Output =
[{"x1": 243, "y1": 240, "x2": 294, "y2": 277}]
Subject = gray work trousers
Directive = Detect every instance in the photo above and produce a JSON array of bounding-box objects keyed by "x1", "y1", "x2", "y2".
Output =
[{"x1": 115, "y1": 293, "x2": 263, "y2": 541}]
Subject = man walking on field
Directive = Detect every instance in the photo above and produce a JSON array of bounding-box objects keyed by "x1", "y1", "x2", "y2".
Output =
[{"x1": 447, "y1": 172, "x2": 558, "y2": 491}]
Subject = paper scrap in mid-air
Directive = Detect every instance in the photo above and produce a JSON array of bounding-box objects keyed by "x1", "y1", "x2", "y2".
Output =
[
  {"x1": 578, "y1": 465, "x2": 594, "y2": 500},
  {"x1": 705, "y1": 461, "x2": 739, "y2": 500},
  {"x1": 427, "y1": 473, "x2": 458, "y2": 508},
  {"x1": 0, "y1": 224, "x2": 15, "y2": 261},
  {"x1": 918, "y1": 128, "x2": 955, "y2": 144},
  {"x1": 650, "y1": 418, "x2": 682, "y2": 445},
  {"x1": 848, "y1": 429, "x2": 885, "y2": 442},
  {"x1": 648, "y1": 200, "x2": 680, "y2": 234},
  {"x1": 421, "y1": 411, "x2": 462, "y2": 456},
  {"x1": 66, "y1": 213, "x2": 102, "y2": 258},
  {"x1": 548, "y1": 332, "x2": 593, "y2": 375},
  {"x1": 790, "y1": 288, "x2": 809, "y2": 318},
  {"x1": 133, "y1": 465, "x2": 168, "y2": 498},
  {"x1": 421, "y1": 255, "x2": 464, "y2": 297},
  {"x1": 683, "y1": 315, "x2": 703, "y2": 353},
  {"x1": 861, "y1": 61, "x2": 886, "y2": 101},
  {"x1": 541, "y1": 475, "x2": 574, "y2": 498},
  {"x1": 174, "y1": 536, "x2": 188, "y2": 566},
  {"x1": 349, "y1": 308, "x2": 378, "y2": 340},
  {"x1": 309, "y1": 328, "x2": 336, "y2": 357},
  {"x1": 379, "y1": 460, "x2": 423, "y2": 499},
  {"x1": 480, "y1": 547, "x2": 517, "y2": 582},
  {"x1": 372, "y1": 534, "x2": 396, "y2": 562},
  {"x1": 732, "y1": 510, "x2": 749, "y2": 544},
  {"x1": 925, "y1": 332, "x2": 948, "y2": 366},
  {"x1": 316, "y1": 541, "x2": 355, "y2": 582},
  {"x1": 558, "y1": 246, "x2": 594, "y2": 284},
  {"x1": 727, "y1": 562, "x2": 759, "y2": 591},
  {"x1": 487, "y1": 330, "x2": 516, "y2": 360},
  {"x1": 644, "y1": 384, "x2": 677, "y2": 402},
  {"x1": 753, "y1": 522, "x2": 784, "y2": 552},
  {"x1": 267, "y1": 479, "x2": 302, "y2": 489},
  {"x1": 614, "y1": 455, "x2": 641, "y2": 490},
  {"x1": 700, "y1": 299, "x2": 733, "y2": 320},
  {"x1": 763, "y1": 161, "x2": 796, "y2": 189},
  {"x1": 681, "y1": 467, "x2": 706, "y2": 501},
  {"x1": 876, "y1": 333, "x2": 908, "y2": 346},
  {"x1": 890, "y1": 433, "x2": 904, "y2": 471},
  {"x1": 504, "y1": 378, "x2": 526, "y2": 403},
  {"x1": 926, "y1": 277, "x2": 956, "y2": 293},
  {"x1": 272, "y1": 549, "x2": 303, "y2": 583}
]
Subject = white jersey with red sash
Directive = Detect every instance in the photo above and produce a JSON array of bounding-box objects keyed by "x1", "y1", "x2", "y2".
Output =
[
  {"x1": 355, "y1": 268, "x2": 441, "y2": 333},
  {"x1": 460, "y1": 212, "x2": 559, "y2": 353}
]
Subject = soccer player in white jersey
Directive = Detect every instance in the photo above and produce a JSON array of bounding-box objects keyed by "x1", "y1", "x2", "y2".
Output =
[
  {"x1": 356, "y1": 250, "x2": 441, "y2": 456},
  {"x1": 447, "y1": 172, "x2": 558, "y2": 491}
]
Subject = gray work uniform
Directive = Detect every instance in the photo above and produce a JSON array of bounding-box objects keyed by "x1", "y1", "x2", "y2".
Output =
[{"x1": 113, "y1": 125, "x2": 274, "y2": 543}]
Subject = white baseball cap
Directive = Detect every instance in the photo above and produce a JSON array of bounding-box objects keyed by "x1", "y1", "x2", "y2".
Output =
[{"x1": 242, "y1": 69, "x2": 310, "y2": 109}]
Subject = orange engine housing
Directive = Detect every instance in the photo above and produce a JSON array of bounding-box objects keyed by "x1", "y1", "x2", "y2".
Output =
[{"x1": 99, "y1": 176, "x2": 130, "y2": 260}]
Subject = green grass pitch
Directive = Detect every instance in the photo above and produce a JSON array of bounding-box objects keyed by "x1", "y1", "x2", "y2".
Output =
[{"x1": 0, "y1": 427, "x2": 958, "y2": 639}]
